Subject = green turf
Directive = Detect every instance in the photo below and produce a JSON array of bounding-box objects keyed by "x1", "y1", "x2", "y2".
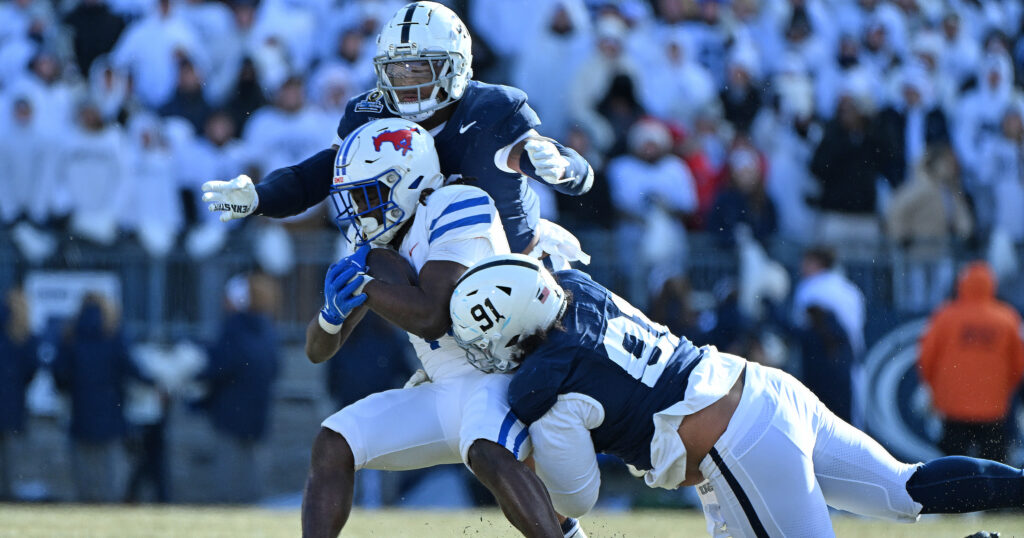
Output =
[{"x1": 0, "y1": 505, "x2": 1021, "y2": 537}]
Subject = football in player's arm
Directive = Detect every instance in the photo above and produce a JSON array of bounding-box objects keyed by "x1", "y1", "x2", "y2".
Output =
[
  {"x1": 200, "y1": 1, "x2": 592, "y2": 257},
  {"x1": 298, "y1": 118, "x2": 582, "y2": 538},
  {"x1": 449, "y1": 255, "x2": 1024, "y2": 537}
]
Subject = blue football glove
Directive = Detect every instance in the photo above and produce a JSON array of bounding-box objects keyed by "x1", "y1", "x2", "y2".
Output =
[{"x1": 318, "y1": 245, "x2": 374, "y2": 334}]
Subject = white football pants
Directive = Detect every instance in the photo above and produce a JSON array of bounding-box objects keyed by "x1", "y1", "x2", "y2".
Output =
[
  {"x1": 321, "y1": 370, "x2": 531, "y2": 470},
  {"x1": 696, "y1": 362, "x2": 923, "y2": 537}
]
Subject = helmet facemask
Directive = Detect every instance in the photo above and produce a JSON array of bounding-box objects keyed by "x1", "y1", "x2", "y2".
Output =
[
  {"x1": 330, "y1": 168, "x2": 408, "y2": 246},
  {"x1": 374, "y1": 51, "x2": 462, "y2": 121},
  {"x1": 452, "y1": 328, "x2": 520, "y2": 374}
]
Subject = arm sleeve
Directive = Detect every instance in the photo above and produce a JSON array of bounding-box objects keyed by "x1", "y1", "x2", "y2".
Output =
[
  {"x1": 508, "y1": 343, "x2": 576, "y2": 424},
  {"x1": 254, "y1": 148, "x2": 335, "y2": 218},
  {"x1": 530, "y1": 393, "x2": 604, "y2": 518}
]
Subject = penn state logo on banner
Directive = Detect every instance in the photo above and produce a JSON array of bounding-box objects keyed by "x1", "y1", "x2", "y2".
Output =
[{"x1": 861, "y1": 318, "x2": 1024, "y2": 464}]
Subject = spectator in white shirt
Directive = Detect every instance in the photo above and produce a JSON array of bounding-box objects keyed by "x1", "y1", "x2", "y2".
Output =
[
  {"x1": 177, "y1": 0, "x2": 239, "y2": 106},
  {"x1": 0, "y1": 95, "x2": 55, "y2": 226},
  {"x1": 751, "y1": 55, "x2": 820, "y2": 245},
  {"x1": 939, "y1": 11, "x2": 982, "y2": 87},
  {"x1": 511, "y1": 0, "x2": 593, "y2": 142},
  {"x1": 978, "y1": 105, "x2": 1024, "y2": 244},
  {"x1": 568, "y1": 13, "x2": 645, "y2": 154},
  {"x1": 636, "y1": 28, "x2": 715, "y2": 131},
  {"x1": 954, "y1": 53, "x2": 1017, "y2": 192},
  {"x1": 54, "y1": 101, "x2": 128, "y2": 245},
  {"x1": 88, "y1": 57, "x2": 130, "y2": 123},
  {"x1": 242, "y1": 75, "x2": 333, "y2": 185},
  {"x1": 470, "y1": 0, "x2": 552, "y2": 82},
  {"x1": 607, "y1": 119, "x2": 698, "y2": 301},
  {"x1": 5, "y1": 51, "x2": 79, "y2": 140},
  {"x1": 109, "y1": 0, "x2": 204, "y2": 108},
  {"x1": 248, "y1": 0, "x2": 318, "y2": 75},
  {"x1": 121, "y1": 113, "x2": 182, "y2": 257},
  {"x1": 792, "y1": 246, "x2": 866, "y2": 357}
]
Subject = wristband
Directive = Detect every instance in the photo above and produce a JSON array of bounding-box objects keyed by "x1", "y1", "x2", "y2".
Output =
[{"x1": 318, "y1": 311, "x2": 343, "y2": 334}]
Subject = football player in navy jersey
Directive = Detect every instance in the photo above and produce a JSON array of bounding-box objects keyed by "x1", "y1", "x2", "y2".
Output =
[
  {"x1": 200, "y1": 1, "x2": 593, "y2": 259},
  {"x1": 450, "y1": 255, "x2": 1024, "y2": 538}
]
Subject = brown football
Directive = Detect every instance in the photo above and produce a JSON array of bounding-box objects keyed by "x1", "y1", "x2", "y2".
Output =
[{"x1": 366, "y1": 247, "x2": 418, "y2": 286}]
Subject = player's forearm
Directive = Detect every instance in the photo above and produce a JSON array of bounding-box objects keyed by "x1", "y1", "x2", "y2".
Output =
[
  {"x1": 255, "y1": 148, "x2": 335, "y2": 218},
  {"x1": 363, "y1": 280, "x2": 450, "y2": 340},
  {"x1": 305, "y1": 305, "x2": 368, "y2": 363},
  {"x1": 510, "y1": 138, "x2": 594, "y2": 196},
  {"x1": 546, "y1": 145, "x2": 594, "y2": 196}
]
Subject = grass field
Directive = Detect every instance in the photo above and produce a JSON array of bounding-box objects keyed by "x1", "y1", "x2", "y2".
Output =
[{"x1": 0, "y1": 505, "x2": 1022, "y2": 537}]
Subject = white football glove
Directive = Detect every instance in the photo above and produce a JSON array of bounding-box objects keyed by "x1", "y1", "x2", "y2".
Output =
[
  {"x1": 201, "y1": 175, "x2": 258, "y2": 222},
  {"x1": 524, "y1": 139, "x2": 571, "y2": 185}
]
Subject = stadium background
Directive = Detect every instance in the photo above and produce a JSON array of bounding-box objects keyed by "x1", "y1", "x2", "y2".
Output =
[{"x1": 2, "y1": 0, "x2": 1024, "y2": 528}]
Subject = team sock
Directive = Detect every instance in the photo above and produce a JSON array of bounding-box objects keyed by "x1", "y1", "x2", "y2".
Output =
[
  {"x1": 561, "y1": 517, "x2": 586, "y2": 538},
  {"x1": 906, "y1": 456, "x2": 1024, "y2": 513}
]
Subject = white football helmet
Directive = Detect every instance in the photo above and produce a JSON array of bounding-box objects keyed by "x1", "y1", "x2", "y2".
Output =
[
  {"x1": 450, "y1": 254, "x2": 567, "y2": 373},
  {"x1": 374, "y1": 2, "x2": 473, "y2": 121},
  {"x1": 331, "y1": 118, "x2": 445, "y2": 246}
]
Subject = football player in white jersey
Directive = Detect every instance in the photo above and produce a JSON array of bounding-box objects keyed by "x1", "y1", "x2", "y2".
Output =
[{"x1": 301, "y1": 118, "x2": 580, "y2": 538}]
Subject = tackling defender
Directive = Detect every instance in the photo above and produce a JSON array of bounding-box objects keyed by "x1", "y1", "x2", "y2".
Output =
[
  {"x1": 449, "y1": 255, "x2": 1024, "y2": 537},
  {"x1": 301, "y1": 118, "x2": 578, "y2": 538},
  {"x1": 201, "y1": 1, "x2": 592, "y2": 262}
]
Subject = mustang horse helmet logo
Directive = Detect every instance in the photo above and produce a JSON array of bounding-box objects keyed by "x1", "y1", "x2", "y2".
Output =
[{"x1": 373, "y1": 128, "x2": 420, "y2": 156}]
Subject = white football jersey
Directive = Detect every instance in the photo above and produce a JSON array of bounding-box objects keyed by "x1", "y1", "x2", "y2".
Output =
[{"x1": 396, "y1": 184, "x2": 510, "y2": 380}]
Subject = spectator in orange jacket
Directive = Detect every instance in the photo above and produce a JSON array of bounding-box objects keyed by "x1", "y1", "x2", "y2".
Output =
[{"x1": 918, "y1": 261, "x2": 1024, "y2": 463}]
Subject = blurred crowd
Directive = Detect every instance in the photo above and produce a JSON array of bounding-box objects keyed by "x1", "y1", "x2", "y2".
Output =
[
  {"x1": 3, "y1": 0, "x2": 1024, "y2": 507},
  {"x1": 1, "y1": 0, "x2": 1023, "y2": 275}
]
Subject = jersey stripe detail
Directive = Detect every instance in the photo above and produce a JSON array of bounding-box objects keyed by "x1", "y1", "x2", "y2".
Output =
[
  {"x1": 511, "y1": 427, "x2": 530, "y2": 459},
  {"x1": 497, "y1": 410, "x2": 518, "y2": 448},
  {"x1": 709, "y1": 448, "x2": 770, "y2": 538},
  {"x1": 400, "y1": 5, "x2": 416, "y2": 43},
  {"x1": 430, "y1": 196, "x2": 490, "y2": 230},
  {"x1": 428, "y1": 214, "x2": 491, "y2": 243}
]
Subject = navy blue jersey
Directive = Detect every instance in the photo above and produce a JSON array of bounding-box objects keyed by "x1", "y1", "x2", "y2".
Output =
[
  {"x1": 336, "y1": 81, "x2": 542, "y2": 252},
  {"x1": 508, "y1": 270, "x2": 706, "y2": 470}
]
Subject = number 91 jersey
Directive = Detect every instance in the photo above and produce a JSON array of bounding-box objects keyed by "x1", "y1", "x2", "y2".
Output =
[
  {"x1": 507, "y1": 270, "x2": 706, "y2": 471},
  {"x1": 397, "y1": 184, "x2": 511, "y2": 380}
]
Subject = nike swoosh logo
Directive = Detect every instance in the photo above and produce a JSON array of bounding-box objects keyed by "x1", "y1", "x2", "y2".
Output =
[
  {"x1": 409, "y1": 242, "x2": 420, "y2": 256},
  {"x1": 459, "y1": 121, "x2": 477, "y2": 134}
]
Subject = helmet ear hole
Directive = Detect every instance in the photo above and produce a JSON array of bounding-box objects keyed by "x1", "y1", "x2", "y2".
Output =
[{"x1": 504, "y1": 334, "x2": 520, "y2": 348}]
